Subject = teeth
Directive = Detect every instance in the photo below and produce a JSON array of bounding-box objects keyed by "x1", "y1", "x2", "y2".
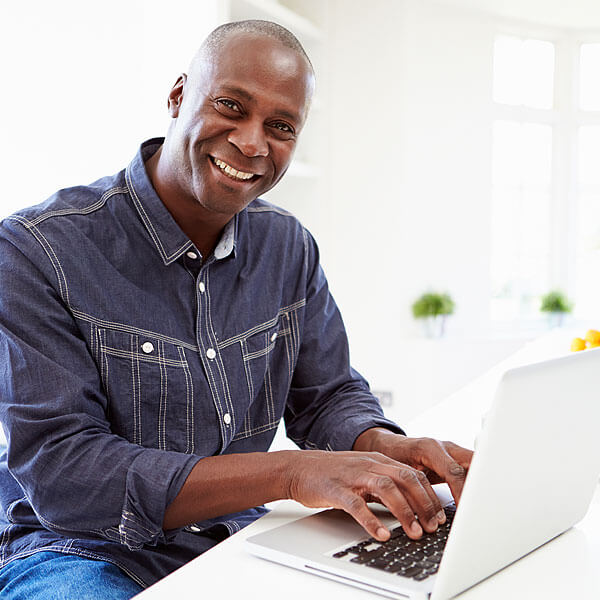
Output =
[{"x1": 213, "y1": 158, "x2": 254, "y2": 181}]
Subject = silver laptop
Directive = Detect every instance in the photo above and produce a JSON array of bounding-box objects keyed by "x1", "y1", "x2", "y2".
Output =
[{"x1": 246, "y1": 348, "x2": 600, "y2": 599}]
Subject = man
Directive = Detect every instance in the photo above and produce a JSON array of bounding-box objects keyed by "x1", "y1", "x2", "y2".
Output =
[{"x1": 0, "y1": 20, "x2": 472, "y2": 599}]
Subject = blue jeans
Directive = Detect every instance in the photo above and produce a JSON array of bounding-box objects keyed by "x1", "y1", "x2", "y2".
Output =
[{"x1": 0, "y1": 551, "x2": 143, "y2": 599}]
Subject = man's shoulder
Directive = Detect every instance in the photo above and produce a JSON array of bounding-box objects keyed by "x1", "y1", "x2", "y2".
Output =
[
  {"x1": 246, "y1": 197, "x2": 296, "y2": 219},
  {"x1": 245, "y1": 198, "x2": 306, "y2": 235},
  {"x1": 1, "y1": 169, "x2": 128, "y2": 233}
]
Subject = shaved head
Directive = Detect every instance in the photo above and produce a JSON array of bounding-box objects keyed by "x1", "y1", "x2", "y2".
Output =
[{"x1": 190, "y1": 20, "x2": 314, "y2": 78}]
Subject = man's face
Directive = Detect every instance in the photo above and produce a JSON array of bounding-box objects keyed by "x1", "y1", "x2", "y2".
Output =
[{"x1": 166, "y1": 33, "x2": 314, "y2": 217}]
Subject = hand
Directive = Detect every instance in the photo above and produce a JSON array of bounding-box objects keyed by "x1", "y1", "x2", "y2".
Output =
[
  {"x1": 286, "y1": 450, "x2": 449, "y2": 542},
  {"x1": 354, "y1": 428, "x2": 473, "y2": 505}
]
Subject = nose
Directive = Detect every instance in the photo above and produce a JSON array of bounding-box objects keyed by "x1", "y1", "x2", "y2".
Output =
[{"x1": 227, "y1": 120, "x2": 269, "y2": 158}]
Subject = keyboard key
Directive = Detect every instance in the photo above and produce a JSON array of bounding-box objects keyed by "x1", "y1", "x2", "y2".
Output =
[{"x1": 401, "y1": 566, "x2": 425, "y2": 579}]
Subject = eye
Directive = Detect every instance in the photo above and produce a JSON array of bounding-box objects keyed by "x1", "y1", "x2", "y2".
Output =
[
  {"x1": 271, "y1": 122, "x2": 296, "y2": 138},
  {"x1": 216, "y1": 98, "x2": 241, "y2": 112}
]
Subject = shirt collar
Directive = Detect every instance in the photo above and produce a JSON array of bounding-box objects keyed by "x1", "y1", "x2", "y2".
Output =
[{"x1": 125, "y1": 138, "x2": 238, "y2": 265}]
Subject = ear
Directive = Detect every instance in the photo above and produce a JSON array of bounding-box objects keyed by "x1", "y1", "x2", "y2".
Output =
[{"x1": 167, "y1": 74, "x2": 187, "y2": 118}]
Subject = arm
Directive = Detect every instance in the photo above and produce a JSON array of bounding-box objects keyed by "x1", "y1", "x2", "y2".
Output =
[
  {"x1": 163, "y1": 446, "x2": 453, "y2": 541},
  {"x1": 163, "y1": 230, "x2": 472, "y2": 539},
  {"x1": 0, "y1": 226, "x2": 199, "y2": 549}
]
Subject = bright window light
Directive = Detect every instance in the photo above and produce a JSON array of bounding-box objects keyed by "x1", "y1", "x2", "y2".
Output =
[
  {"x1": 493, "y1": 35, "x2": 555, "y2": 109},
  {"x1": 575, "y1": 126, "x2": 600, "y2": 318},
  {"x1": 491, "y1": 121, "x2": 553, "y2": 321},
  {"x1": 579, "y1": 44, "x2": 600, "y2": 111}
]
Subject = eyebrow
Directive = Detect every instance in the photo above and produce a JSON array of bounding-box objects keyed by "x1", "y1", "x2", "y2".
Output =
[{"x1": 219, "y1": 85, "x2": 301, "y2": 123}]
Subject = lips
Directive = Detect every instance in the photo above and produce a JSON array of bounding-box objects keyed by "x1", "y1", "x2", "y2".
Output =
[{"x1": 210, "y1": 156, "x2": 259, "y2": 182}]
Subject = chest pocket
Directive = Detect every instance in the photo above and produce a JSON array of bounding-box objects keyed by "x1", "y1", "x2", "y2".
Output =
[
  {"x1": 96, "y1": 327, "x2": 195, "y2": 453},
  {"x1": 230, "y1": 315, "x2": 297, "y2": 443}
]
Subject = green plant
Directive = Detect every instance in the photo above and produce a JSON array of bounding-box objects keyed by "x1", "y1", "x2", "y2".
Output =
[
  {"x1": 412, "y1": 292, "x2": 455, "y2": 319},
  {"x1": 540, "y1": 290, "x2": 573, "y2": 314}
]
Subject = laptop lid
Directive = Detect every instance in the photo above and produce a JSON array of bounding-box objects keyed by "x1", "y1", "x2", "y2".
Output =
[
  {"x1": 431, "y1": 347, "x2": 600, "y2": 599},
  {"x1": 247, "y1": 348, "x2": 600, "y2": 600}
]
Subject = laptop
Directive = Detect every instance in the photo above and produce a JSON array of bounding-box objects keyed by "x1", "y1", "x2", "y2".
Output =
[{"x1": 246, "y1": 348, "x2": 600, "y2": 599}]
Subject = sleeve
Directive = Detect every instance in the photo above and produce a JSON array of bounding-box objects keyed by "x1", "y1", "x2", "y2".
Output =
[
  {"x1": 284, "y1": 229, "x2": 405, "y2": 451},
  {"x1": 0, "y1": 224, "x2": 201, "y2": 550}
]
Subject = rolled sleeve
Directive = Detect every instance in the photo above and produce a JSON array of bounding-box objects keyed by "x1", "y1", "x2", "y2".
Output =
[
  {"x1": 285, "y1": 230, "x2": 405, "y2": 451},
  {"x1": 119, "y1": 449, "x2": 199, "y2": 549}
]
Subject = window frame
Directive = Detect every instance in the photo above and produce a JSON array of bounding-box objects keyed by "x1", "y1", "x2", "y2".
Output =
[{"x1": 490, "y1": 25, "x2": 600, "y2": 333}]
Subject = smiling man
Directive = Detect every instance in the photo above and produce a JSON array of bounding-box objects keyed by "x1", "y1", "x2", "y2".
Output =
[{"x1": 0, "y1": 20, "x2": 471, "y2": 599}]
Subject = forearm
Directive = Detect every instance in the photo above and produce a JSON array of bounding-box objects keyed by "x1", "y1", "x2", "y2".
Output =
[{"x1": 163, "y1": 450, "x2": 296, "y2": 529}]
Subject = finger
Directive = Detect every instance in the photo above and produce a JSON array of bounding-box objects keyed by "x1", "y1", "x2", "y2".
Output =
[
  {"x1": 365, "y1": 473, "x2": 424, "y2": 539},
  {"x1": 443, "y1": 441, "x2": 474, "y2": 470},
  {"x1": 358, "y1": 452, "x2": 445, "y2": 531},
  {"x1": 391, "y1": 468, "x2": 444, "y2": 533},
  {"x1": 339, "y1": 491, "x2": 390, "y2": 542},
  {"x1": 419, "y1": 442, "x2": 468, "y2": 503}
]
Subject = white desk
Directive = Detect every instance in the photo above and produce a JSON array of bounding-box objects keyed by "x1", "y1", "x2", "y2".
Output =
[{"x1": 135, "y1": 328, "x2": 600, "y2": 599}]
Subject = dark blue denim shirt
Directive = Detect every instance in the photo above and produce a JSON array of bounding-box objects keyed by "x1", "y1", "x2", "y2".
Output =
[{"x1": 0, "y1": 139, "x2": 403, "y2": 588}]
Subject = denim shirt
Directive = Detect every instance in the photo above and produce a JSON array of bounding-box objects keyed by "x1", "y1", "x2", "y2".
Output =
[{"x1": 0, "y1": 139, "x2": 403, "y2": 588}]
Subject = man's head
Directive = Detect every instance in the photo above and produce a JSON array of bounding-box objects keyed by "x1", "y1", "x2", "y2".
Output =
[{"x1": 156, "y1": 20, "x2": 315, "y2": 220}]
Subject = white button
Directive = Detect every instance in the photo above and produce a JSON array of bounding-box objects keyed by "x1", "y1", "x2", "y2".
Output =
[
  {"x1": 198, "y1": 282, "x2": 206, "y2": 293},
  {"x1": 141, "y1": 342, "x2": 154, "y2": 354},
  {"x1": 223, "y1": 413, "x2": 231, "y2": 425},
  {"x1": 206, "y1": 348, "x2": 216, "y2": 359},
  {"x1": 270, "y1": 332, "x2": 278, "y2": 342},
  {"x1": 186, "y1": 251, "x2": 198, "y2": 260}
]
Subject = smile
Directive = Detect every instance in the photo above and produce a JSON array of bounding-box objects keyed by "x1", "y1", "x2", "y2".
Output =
[{"x1": 211, "y1": 157, "x2": 256, "y2": 181}]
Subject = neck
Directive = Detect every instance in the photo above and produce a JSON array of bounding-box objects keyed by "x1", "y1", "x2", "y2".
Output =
[{"x1": 145, "y1": 145, "x2": 232, "y2": 259}]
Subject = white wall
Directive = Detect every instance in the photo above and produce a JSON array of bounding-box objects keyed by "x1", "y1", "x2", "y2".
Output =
[
  {"x1": 324, "y1": 0, "x2": 515, "y2": 420},
  {"x1": 0, "y1": 0, "x2": 218, "y2": 217}
]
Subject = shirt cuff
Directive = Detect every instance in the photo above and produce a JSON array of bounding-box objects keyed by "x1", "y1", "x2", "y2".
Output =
[{"x1": 118, "y1": 448, "x2": 202, "y2": 550}]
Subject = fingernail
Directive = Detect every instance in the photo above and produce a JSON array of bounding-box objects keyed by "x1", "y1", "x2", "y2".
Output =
[
  {"x1": 437, "y1": 510, "x2": 446, "y2": 524},
  {"x1": 376, "y1": 527, "x2": 389, "y2": 540},
  {"x1": 410, "y1": 521, "x2": 422, "y2": 536}
]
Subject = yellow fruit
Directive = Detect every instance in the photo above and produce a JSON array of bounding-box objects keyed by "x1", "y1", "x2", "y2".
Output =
[
  {"x1": 585, "y1": 329, "x2": 600, "y2": 345},
  {"x1": 571, "y1": 337, "x2": 587, "y2": 352},
  {"x1": 588, "y1": 342, "x2": 600, "y2": 349}
]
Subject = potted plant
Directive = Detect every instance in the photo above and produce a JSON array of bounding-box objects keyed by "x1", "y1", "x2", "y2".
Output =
[
  {"x1": 412, "y1": 292, "x2": 455, "y2": 338},
  {"x1": 540, "y1": 290, "x2": 573, "y2": 327}
]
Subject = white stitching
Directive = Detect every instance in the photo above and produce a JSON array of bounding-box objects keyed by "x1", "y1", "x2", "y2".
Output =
[
  {"x1": 158, "y1": 340, "x2": 167, "y2": 450},
  {"x1": 125, "y1": 167, "x2": 192, "y2": 263},
  {"x1": 232, "y1": 420, "x2": 280, "y2": 441},
  {"x1": 205, "y1": 268, "x2": 236, "y2": 433},
  {"x1": 246, "y1": 206, "x2": 293, "y2": 217},
  {"x1": 195, "y1": 273, "x2": 226, "y2": 444},
  {"x1": 177, "y1": 346, "x2": 194, "y2": 454},
  {"x1": 6, "y1": 215, "x2": 69, "y2": 304},
  {"x1": 102, "y1": 345, "x2": 186, "y2": 367},
  {"x1": 28, "y1": 187, "x2": 129, "y2": 226},
  {"x1": 73, "y1": 310, "x2": 198, "y2": 351},
  {"x1": 217, "y1": 299, "x2": 306, "y2": 349}
]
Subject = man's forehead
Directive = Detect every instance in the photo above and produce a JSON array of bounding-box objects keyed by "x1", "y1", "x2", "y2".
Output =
[{"x1": 191, "y1": 32, "x2": 314, "y2": 119}]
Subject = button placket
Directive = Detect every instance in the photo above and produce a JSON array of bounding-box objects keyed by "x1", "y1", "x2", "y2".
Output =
[{"x1": 195, "y1": 265, "x2": 233, "y2": 447}]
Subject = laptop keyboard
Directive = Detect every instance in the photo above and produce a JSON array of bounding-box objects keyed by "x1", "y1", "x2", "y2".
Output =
[{"x1": 332, "y1": 503, "x2": 456, "y2": 582}]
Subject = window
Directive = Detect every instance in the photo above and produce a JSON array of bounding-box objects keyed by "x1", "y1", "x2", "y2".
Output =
[
  {"x1": 493, "y1": 36, "x2": 555, "y2": 109},
  {"x1": 490, "y1": 35, "x2": 556, "y2": 323},
  {"x1": 575, "y1": 41, "x2": 600, "y2": 319},
  {"x1": 579, "y1": 43, "x2": 600, "y2": 111}
]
